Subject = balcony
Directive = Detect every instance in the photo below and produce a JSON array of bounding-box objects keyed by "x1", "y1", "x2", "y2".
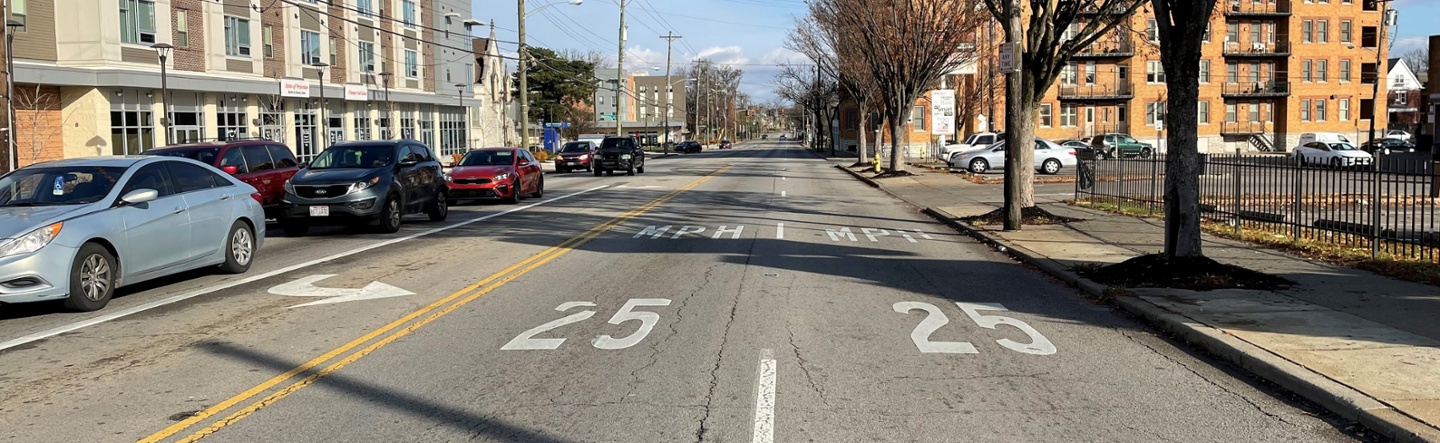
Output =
[
  {"x1": 1222, "y1": 40, "x2": 1290, "y2": 57},
  {"x1": 1223, "y1": 1, "x2": 1291, "y2": 17},
  {"x1": 1221, "y1": 121, "x2": 1270, "y2": 135},
  {"x1": 1074, "y1": 39, "x2": 1134, "y2": 59},
  {"x1": 1058, "y1": 81, "x2": 1134, "y2": 101},
  {"x1": 1221, "y1": 81, "x2": 1289, "y2": 98}
]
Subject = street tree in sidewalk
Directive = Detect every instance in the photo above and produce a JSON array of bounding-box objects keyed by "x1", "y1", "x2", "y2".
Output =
[
  {"x1": 773, "y1": 63, "x2": 838, "y2": 151},
  {"x1": 808, "y1": 0, "x2": 983, "y2": 174},
  {"x1": 1152, "y1": 0, "x2": 1218, "y2": 258},
  {"x1": 511, "y1": 47, "x2": 598, "y2": 126},
  {"x1": 788, "y1": 12, "x2": 883, "y2": 166},
  {"x1": 982, "y1": 0, "x2": 1147, "y2": 229}
]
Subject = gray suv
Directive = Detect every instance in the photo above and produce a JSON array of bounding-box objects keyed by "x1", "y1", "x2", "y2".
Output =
[{"x1": 278, "y1": 140, "x2": 448, "y2": 236}]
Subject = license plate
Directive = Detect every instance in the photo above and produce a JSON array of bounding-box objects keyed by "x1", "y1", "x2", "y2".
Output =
[
  {"x1": 569, "y1": 161, "x2": 581, "y2": 165},
  {"x1": 309, "y1": 206, "x2": 330, "y2": 217}
]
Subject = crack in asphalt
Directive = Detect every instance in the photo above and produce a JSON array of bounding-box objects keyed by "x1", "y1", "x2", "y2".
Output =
[
  {"x1": 1120, "y1": 330, "x2": 1300, "y2": 428},
  {"x1": 785, "y1": 308, "x2": 833, "y2": 408},
  {"x1": 621, "y1": 261, "x2": 724, "y2": 402},
  {"x1": 695, "y1": 234, "x2": 757, "y2": 443}
]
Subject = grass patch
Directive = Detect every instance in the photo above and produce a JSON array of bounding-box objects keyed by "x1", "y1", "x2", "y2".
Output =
[
  {"x1": 961, "y1": 206, "x2": 1081, "y2": 226},
  {"x1": 1201, "y1": 222, "x2": 1440, "y2": 287},
  {"x1": 958, "y1": 174, "x2": 1078, "y2": 185},
  {"x1": 1072, "y1": 199, "x2": 1163, "y2": 219}
]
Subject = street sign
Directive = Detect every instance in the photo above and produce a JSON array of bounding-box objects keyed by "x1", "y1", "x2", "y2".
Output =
[
  {"x1": 998, "y1": 42, "x2": 1017, "y2": 74},
  {"x1": 544, "y1": 122, "x2": 571, "y2": 128},
  {"x1": 930, "y1": 90, "x2": 956, "y2": 136}
]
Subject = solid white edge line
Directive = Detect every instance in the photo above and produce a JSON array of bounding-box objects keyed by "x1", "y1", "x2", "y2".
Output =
[
  {"x1": 753, "y1": 350, "x2": 777, "y2": 443},
  {"x1": 0, "y1": 185, "x2": 610, "y2": 353},
  {"x1": 776, "y1": 223, "x2": 784, "y2": 239},
  {"x1": 780, "y1": 191, "x2": 786, "y2": 197}
]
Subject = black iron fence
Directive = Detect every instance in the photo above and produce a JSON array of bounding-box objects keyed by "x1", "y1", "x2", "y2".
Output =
[{"x1": 1074, "y1": 151, "x2": 1440, "y2": 261}]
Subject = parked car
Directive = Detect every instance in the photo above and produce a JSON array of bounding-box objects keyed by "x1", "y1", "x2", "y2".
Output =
[
  {"x1": 1060, "y1": 139, "x2": 1089, "y2": 149},
  {"x1": 1359, "y1": 138, "x2": 1416, "y2": 155},
  {"x1": 278, "y1": 140, "x2": 447, "y2": 236},
  {"x1": 762, "y1": 134, "x2": 769, "y2": 140},
  {"x1": 595, "y1": 136, "x2": 646, "y2": 176},
  {"x1": 948, "y1": 138, "x2": 1076, "y2": 175},
  {"x1": 447, "y1": 148, "x2": 545, "y2": 205},
  {"x1": 939, "y1": 132, "x2": 1004, "y2": 161},
  {"x1": 1087, "y1": 133, "x2": 1155, "y2": 158},
  {"x1": 0, "y1": 156, "x2": 264, "y2": 311},
  {"x1": 554, "y1": 141, "x2": 597, "y2": 173},
  {"x1": 148, "y1": 140, "x2": 300, "y2": 219},
  {"x1": 1387, "y1": 129, "x2": 1413, "y2": 142},
  {"x1": 720, "y1": 140, "x2": 733, "y2": 149},
  {"x1": 1297, "y1": 132, "x2": 1355, "y2": 147},
  {"x1": 1293, "y1": 141, "x2": 1373, "y2": 168},
  {"x1": 677, "y1": 141, "x2": 703, "y2": 153}
]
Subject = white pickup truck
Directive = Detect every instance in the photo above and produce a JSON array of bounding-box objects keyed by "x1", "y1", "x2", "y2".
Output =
[{"x1": 939, "y1": 132, "x2": 1004, "y2": 162}]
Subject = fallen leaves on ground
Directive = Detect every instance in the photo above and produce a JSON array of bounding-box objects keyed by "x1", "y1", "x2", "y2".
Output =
[{"x1": 960, "y1": 206, "x2": 1081, "y2": 226}]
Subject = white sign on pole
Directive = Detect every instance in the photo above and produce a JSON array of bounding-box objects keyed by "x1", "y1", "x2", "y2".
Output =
[
  {"x1": 998, "y1": 42, "x2": 1017, "y2": 74},
  {"x1": 931, "y1": 90, "x2": 956, "y2": 136}
]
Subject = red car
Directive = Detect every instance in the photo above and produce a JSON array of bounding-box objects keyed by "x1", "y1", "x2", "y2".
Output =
[
  {"x1": 446, "y1": 147, "x2": 545, "y2": 204},
  {"x1": 554, "y1": 141, "x2": 598, "y2": 173},
  {"x1": 720, "y1": 140, "x2": 733, "y2": 149},
  {"x1": 147, "y1": 139, "x2": 300, "y2": 218}
]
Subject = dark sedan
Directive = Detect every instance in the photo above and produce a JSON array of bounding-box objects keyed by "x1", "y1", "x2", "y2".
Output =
[
  {"x1": 1360, "y1": 138, "x2": 1416, "y2": 155},
  {"x1": 677, "y1": 141, "x2": 703, "y2": 153}
]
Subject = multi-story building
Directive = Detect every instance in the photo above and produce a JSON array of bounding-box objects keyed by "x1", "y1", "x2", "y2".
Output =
[
  {"x1": 1386, "y1": 57, "x2": 1422, "y2": 135},
  {"x1": 591, "y1": 70, "x2": 685, "y2": 144},
  {"x1": 471, "y1": 30, "x2": 516, "y2": 148},
  {"x1": 837, "y1": 0, "x2": 1392, "y2": 156},
  {"x1": 5, "y1": 0, "x2": 486, "y2": 169}
]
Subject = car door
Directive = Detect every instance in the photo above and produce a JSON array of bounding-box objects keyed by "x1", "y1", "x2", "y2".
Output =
[
  {"x1": 523, "y1": 150, "x2": 542, "y2": 190},
  {"x1": 267, "y1": 144, "x2": 300, "y2": 198},
  {"x1": 413, "y1": 144, "x2": 443, "y2": 202},
  {"x1": 1032, "y1": 140, "x2": 1051, "y2": 169},
  {"x1": 114, "y1": 163, "x2": 192, "y2": 278},
  {"x1": 218, "y1": 146, "x2": 249, "y2": 181},
  {"x1": 397, "y1": 145, "x2": 426, "y2": 212},
  {"x1": 239, "y1": 145, "x2": 278, "y2": 206},
  {"x1": 168, "y1": 161, "x2": 233, "y2": 261}
]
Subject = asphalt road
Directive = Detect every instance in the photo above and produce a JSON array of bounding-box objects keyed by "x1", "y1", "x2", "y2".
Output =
[{"x1": 0, "y1": 140, "x2": 1367, "y2": 442}]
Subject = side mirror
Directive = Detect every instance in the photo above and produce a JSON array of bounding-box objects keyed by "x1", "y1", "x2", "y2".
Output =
[
  {"x1": 221, "y1": 165, "x2": 240, "y2": 175},
  {"x1": 519, "y1": 159, "x2": 531, "y2": 166},
  {"x1": 298, "y1": 162, "x2": 309, "y2": 169},
  {"x1": 118, "y1": 189, "x2": 158, "y2": 206}
]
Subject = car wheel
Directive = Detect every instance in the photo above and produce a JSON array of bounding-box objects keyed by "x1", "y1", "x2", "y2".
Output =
[
  {"x1": 377, "y1": 195, "x2": 403, "y2": 233},
  {"x1": 637, "y1": 161, "x2": 645, "y2": 174},
  {"x1": 428, "y1": 189, "x2": 449, "y2": 222},
  {"x1": 507, "y1": 180, "x2": 522, "y2": 204},
  {"x1": 280, "y1": 219, "x2": 309, "y2": 237},
  {"x1": 626, "y1": 163, "x2": 635, "y2": 176},
  {"x1": 1330, "y1": 158, "x2": 1342, "y2": 169},
  {"x1": 218, "y1": 221, "x2": 254, "y2": 274},
  {"x1": 1139, "y1": 148, "x2": 1153, "y2": 159},
  {"x1": 594, "y1": 167, "x2": 603, "y2": 177},
  {"x1": 1042, "y1": 159, "x2": 1062, "y2": 175},
  {"x1": 606, "y1": 169, "x2": 615, "y2": 176},
  {"x1": 63, "y1": 243, "x2": 116, "y2": 312},
  {"x1": 530, "y1": 177, "x2": 544, "y2": 198},
  {"x1": 557, "y1": 166, "x2": 567, "y2": 174},
  {"x1": 969, "y1": 158, "x2": 989, "y2": 174}
]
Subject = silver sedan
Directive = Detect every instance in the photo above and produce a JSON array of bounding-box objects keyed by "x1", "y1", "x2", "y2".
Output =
[
  {"x1": 0, "y1": 156, "x2": 266, "y2": 311},
  {"x1": 948, "y1": 138, "x2": 1078, "y2": 175}
]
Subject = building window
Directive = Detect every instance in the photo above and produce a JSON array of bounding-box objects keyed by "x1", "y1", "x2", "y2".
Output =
[
  {"x1": 1361, "y1": 62, "x2": 1377, "y2": 84},
  {"x1": 11, "y1": 0, "x2": 24, "y2": 27},
  {"x1": 1317, "y1": 20, "x2": 1328, "y2": 44},
  {"x1": 1362, "y1": 26, "x2": 1377, "y2": 48},
  {"x1": 911, "y1": 106, "x2": 925, "y2": 130},
  {"x1": 1226, "y1": 103, "x2": 1237, "y2": 123},
  {"x1": 439, "y1": 109, "x2": 469, "y2": 156},
  {"x1": 1360, "y1": 99, "x2": 1375, "y2": 119},
  {"x1": 1146, "y1": 102, "x2": 1166, "y2": 126},
  {"x1": 1062, "y1": 63, "x2": 1077, "y2": 85},
  {"x1": 1397, "y1": 91, "x2": 1409, "y2": 105},
  {"x1": 405, "y1": 50, "x2": 418, "y2": 78},
  {"x1": 119, "y1": 0, "x2": 156, "y2": 44},
  {"x1": 1040, "y1": 103, "x2": 1052, "y2": 127},
  {"x1": 1300, "y1": 99, "x2": 1311, "y2": 121},
  {"x1": 218, "y1": 95, "x2": 249, "y2": 140},
  {"x1": 357, "y1": 0, "x2": 374, "y2": 17},
  {"x1": 329, "y1": 37, "x2": 337, "y2": 65},
  {"x1": 1060, "y1": 104, "x2": 1077, "y2": 127},
  {"x1": 1363, "y1": 0, "x2": 1377, "y2": 11},
  {"x1": 1315, "y1": 99, "x2": 1327, "y2": 121},
  {"x1": 1203, "y1": 23, "x2": 1211, "y2": 42},
  {"x1": 1249, "y1": 62, "x2": 1260, "y2": 84},
  {"x1": 299, "y1": 31, "x2": 320, "y2": 65},
  {"x1": 402, "y1": 0, "x2": 417, "y2": 27},
  {"x1": 1249, "y1": 101, "x2": 1260, "y2": 122},
  {"x1": 1340, "y1": 60, "x2": 1351, "y2": 82},
  {"x1": 1340, "y1": 21, "x2": 1352, "y2": 43},
  {"x1": 225, "y1": 16, "x2": 251, "y2": 57},
  {"x1": 1147, "y1": 19, "x2": 1158, "y2": 42},
  {"x1": 379, "y1": 115, "x2": 392, "y2": 140},
  {"x1": 1302, "y1": 20, "x2": 1313, "y2": 43},
  {"x1": 1249, "y1": 21, "x2": 1260, "y2": 44},
  {"x1": 1198, "y1": 101, "x2": 1209, "y2": 124},
  {"x1": 355, "y1": 112, "x2": 372, "y2": 140},
  {"x1": 262, "y1": 25, "x2": 273, "y2": 59},
  {"x1": 420, "y1": 106, "x2": 435, "y2": 148},
  {"x1": 109, "y1": 90, "x2": 154, "y2": 155},
  {"x1": 1226, "y1": 62, "x2": 1238, "y2": 83},
  {"x1": 1317, "y1": 60, "x2": 1327, "y2": 82},
  {"x1": 1226, "y1": 21, "x2": 1238, "y2": 42},
  {"x1": 358, "y1": 42, "x2": 376, "y2": 72},
  {"x1": 400, "y1": 108, "x2": 416, "y2": 140},
  {"x1": 1340, "y1": 98, "x2": 1350, "y2": 121},
  {"x1": 1302, "y1": 60, "x2": 1312, "y2": 82},
  {"x1": 1146, "y1": 61, "x2": 1165, "y2": 84},
  {"x1": 1199, "y1": 60, "x2": 1210, "y2": 83},
  {"x1": 175, "y1": 10, "x2": 187, "y2": 47},
  {"x1": 1264, "y1": 22, "x2": 1275, "y2": 44}
]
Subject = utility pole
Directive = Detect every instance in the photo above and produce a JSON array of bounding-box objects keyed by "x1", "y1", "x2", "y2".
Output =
[
  {"x1": 1002, "y1": 0, "x2": 1023, "y2": 231},
  {"x1": 1368, "y1": 1, "x2": 1392, "y2": 144},
  {"x1": 517, "y1": 0, "x2": 529, "y2": 149},
  {"x1": 616, "y1": 0, "x2": 626, "y2": 136},
  {"x1": 661, "y1": 32, "x2": 681, "y2": 154}
]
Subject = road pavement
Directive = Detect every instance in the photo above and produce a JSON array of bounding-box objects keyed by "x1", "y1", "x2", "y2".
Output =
[{"x1": 0, "y1": 140, "x2": 1366, "y2": 442}]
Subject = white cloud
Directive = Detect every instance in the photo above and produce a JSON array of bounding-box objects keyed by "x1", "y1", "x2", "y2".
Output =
[
  {"x1": 694, "y1": 45, "x2": 752, "y2": 67},
  {"x1": 760, "y1": 47, "x2": 809, "y2": 66},
  {"x1": 1393, "y1": 37, "x2": 1428, "y2": 56}
]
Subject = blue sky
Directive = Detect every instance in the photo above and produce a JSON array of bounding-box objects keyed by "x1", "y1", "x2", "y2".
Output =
[
  {"x1": 1393, "y1": 0, "x2": 1438, "y2": 59},
  {"x1": 471, "y1": 0, "x2": 810, "y2": 102}
]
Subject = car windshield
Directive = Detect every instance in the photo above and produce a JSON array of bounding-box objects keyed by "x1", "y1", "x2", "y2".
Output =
[
  {"x1": 460, "y1": 150, "x2": 516, "y2": 166},
  {"x1": 0, "y1": 166, "x2": 128, "y2": 207},
  {"x1": 309, "y1": 145, "x2": 395, "y2": 169},
  {"x1": 600, "y1": 138, "x2": 630, "y2": 150},
  {"x1": 561, "y1": 143, "x2": 591, "y2": 153},
  {"x1": 150, "y1": 148, "x2": 219, "y2": 164},
  {"x1": 1329, "y1": 143, "x2": 1358, "y2": 151}
]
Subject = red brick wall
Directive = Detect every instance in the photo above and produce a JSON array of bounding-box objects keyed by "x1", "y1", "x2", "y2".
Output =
[
  {"x1": 379, "y1": 0, "x2": 395, "y2": 81},
  {"x1": 421, "y1": 0, "x2": 434, "y2": 92},
  {"x1": 327, "y1": 3, "x2": 348, "y2": 84},
  {"x1": 262, "y1": 5, "x2": 286, "y2": 77},
  {"x1": 14, "y1": 85, "x2": 64, "y2": 167},
  {"x1": 172, "y1": 0, "x2": 206, "y2": 72}
]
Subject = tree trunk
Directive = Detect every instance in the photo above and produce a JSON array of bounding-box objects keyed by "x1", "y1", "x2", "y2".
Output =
[
  {"x1": 1004, "y1": 70, "x2": 1039, "y2": 228},
  {"x1": 1153, "y1": 0, "x2": 1216, "y2": 258},
  {"x1": 857, "y1": 106, "x2": 870, "y2": 163},
  {"x1": 888, "y1": 111, "x2": 904, "y2": 172}
]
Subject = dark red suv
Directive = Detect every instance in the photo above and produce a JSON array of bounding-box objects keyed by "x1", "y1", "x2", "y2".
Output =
[{"x1": 147, "y1": 139, "x2": 300, "y2": 218}]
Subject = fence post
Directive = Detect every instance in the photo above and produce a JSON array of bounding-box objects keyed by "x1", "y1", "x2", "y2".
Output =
[
  {"x1": 1373, "y1": 155, "x2": 1382, "y2": 259},
  {"x1": 1292, "y1": 154, "x2": 1302, "y2": 242},
  {"x1": 1149, "y1": 154, "x2": 1159, "y2": 217},
  {"x1": 1234, "y1": 148, "x2": 1242, "y2": 235}
]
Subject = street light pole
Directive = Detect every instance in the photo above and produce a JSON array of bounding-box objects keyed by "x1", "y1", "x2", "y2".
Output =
[
  {"x1": 456, "y1": 83, "x2": 466, "y2": 150},
  {"x1": 661, "y1": 32, "x2": 681, "y2": 155},
  {"x1": 312, "y1": 63, "x2": 330, "y2": 147},
  {"x1": 5, "y1": 20, "x2": 20, "y2": 170},
  {"x1": 517, "y1": 0, "x2": 583, "y2": 150},
  {"x1": 151, "y1": 43, "x2": 174, "y2": 146},
  {"x1": 378, "y1": 72, "x2": 393, "y2": 139}
]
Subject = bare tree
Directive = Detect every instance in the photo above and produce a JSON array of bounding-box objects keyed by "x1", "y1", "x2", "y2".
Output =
[
  {"x1": 983, "y1": 0, "x2": 1147, "y2": 228},
  {"x1": 809, "y1": 0, "x2": 983, "y2": 174},
  {"x1": 789, "y1": 14, "x2": 883, "y2": 165},
  {"x1": 11, "y1": 84, "x2": 70, "y2": 166},
  {"x1": 1150, "y1": 0, "x2": 1219, "y2": 258},
  {"x1": 1403, "y1": 48, "x2": 1428, "y2": 74}
]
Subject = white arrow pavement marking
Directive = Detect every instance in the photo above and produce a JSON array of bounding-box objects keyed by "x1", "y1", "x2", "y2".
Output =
[{"x1": 270, "y1": 274, "x2": 416, "y2": 308}]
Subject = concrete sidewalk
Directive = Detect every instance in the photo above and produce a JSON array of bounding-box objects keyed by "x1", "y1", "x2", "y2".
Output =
[{"x1": 825, "y1": 158, "x2": 1440, "y2": 443}]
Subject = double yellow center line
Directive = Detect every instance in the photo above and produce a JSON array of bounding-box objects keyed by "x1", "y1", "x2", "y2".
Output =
[{"x1": 141, "y1": 166, "x2": 730, "y2": 443}]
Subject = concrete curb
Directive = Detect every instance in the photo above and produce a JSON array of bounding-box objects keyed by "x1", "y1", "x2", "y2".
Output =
[{"x1": 837, "y1": 169, "x2": 1440, "y2": 443}]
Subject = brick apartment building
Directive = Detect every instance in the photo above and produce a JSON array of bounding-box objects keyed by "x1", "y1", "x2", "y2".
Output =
[
  {"x1": 592, "y1": 70, "x2": 686, "y2": 144},
  {"x1": 836, "y1": 0, "x2": 1392, "y2": 156},
  {"x1": 3, "y1": 0, "x2": 496, "y2": 169}
]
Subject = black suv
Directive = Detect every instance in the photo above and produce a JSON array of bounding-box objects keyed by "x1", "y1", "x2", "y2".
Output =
[
  {"x1": 595, "y1": 136, "x2": 646, "y2": 176},
  {"x1": 278, "y1": 140, "x2": 448, "y2": 236}
]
